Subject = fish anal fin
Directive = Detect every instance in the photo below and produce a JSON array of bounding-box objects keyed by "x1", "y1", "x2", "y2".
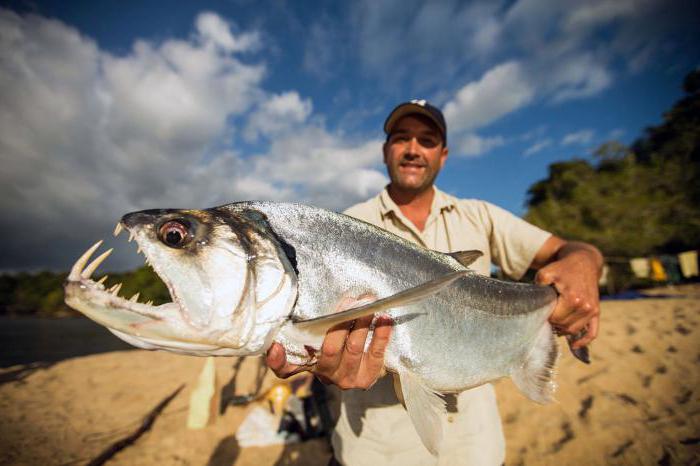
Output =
[
  {"x1": 511, "y1": 323, "x2": 559, "y2": 404},
  {"x1": 292, "y1": 270, "x2": 468, "y2": 330},
  {"x1": 447, "y1": 250, "x2": 483, "y2": 268},
  {"x1": 399, "y1": 368, "x2": 445, "y2": 456},
  {"x1": 392, "y1": 372, "x2": 405, "y2": 407}
]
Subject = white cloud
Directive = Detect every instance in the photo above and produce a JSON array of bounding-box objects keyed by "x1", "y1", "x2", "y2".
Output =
[
  {"x1": 546, "y1": 54, "x2": 613, "y2": 102},
  {"x1": 562, "y1": 0, "x2": 646, "y2": 35},
  {"x1": 0, "y1": 9, "x2": 386, "y2": 270},
  {"x1": 561, "y1": 129, "x2": 595, "y2": 146},
  {"x1": 350, "y1": 0, "x2": 504, "y2": 86},
  {"x1": 523, "y1": 139, "x2": 553, "y2": 156},
  {"x1": 247, "y1": 128, "x2": 386, "y2": 208},
  {"x1": 519, "y1": 125, "x2": 549, "y2": 142},
  {"x1": 454, "y1": 134, "x2": 505, "y2": 157},
  {"x1": 244, "y1": 91, "x2": 313, "y2": 141},
  {"x1": 608, "y1": 128, "x2": 625, "y2": 140},
  {"x1": 346, "y1": 0, "x2": 678, "y2": 116},
  {"x1": 196, "y1": 12, "x2": 261, "y2": 52},
  {"x1": 443, "y1": 61, "x2": 535, "y2": 133},
  {"x1": 302, "y1": 20, "x2": 340, "y2": 80}
]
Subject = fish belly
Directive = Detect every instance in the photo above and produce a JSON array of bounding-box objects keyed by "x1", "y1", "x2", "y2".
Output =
[{"x1": 385, "y1": 295, "x2": 553, "y2": 392}]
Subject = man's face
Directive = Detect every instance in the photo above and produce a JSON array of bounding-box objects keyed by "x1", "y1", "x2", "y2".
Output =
[{"x1": 383, "y1": 115, "x2": 448, "y2": 194}]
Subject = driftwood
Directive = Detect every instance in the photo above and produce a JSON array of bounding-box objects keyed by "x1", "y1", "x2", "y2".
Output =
[{"x1": 86, "y1": 384, "x2": 185, "y2": 466}]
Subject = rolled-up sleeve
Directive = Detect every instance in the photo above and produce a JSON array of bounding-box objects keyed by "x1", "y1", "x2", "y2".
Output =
[{"x1": 480, "y1": 201, "x2": 551, "y2": 280}]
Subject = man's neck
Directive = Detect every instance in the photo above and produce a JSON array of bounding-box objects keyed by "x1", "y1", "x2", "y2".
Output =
[{"x1": 387, "y1": 184, "x2": 435, "y2": 232}]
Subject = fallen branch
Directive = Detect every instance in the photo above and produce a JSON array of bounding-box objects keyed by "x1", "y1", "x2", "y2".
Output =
[{"x1": 86, "y1": 384, "x2": 185, "y2": 466}]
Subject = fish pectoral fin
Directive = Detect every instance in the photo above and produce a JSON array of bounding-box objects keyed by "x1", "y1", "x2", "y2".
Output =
[
  {"x1": 447, "y1": 250, "x2": 483, "y2": 268},
  {"x1": 291, "y1": 270, "x2": 468, "y2": 329},
  {"x1": 399, "y1": 368, "x2": 445, "y2": 456},
  {"x1": 511, "y1": 323, "x2": 559, "y2": 404}
]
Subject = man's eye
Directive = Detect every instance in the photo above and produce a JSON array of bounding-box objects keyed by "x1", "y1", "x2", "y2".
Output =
[{"x1": 419, "y1": 138, "x2": 438, "y2": 148}]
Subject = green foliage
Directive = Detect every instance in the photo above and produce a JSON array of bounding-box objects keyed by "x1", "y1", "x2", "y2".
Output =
[
  {"x1": 102, "y1": 266, "x2": 171, "y2": 305},
  {"x1": 0, "y1": 266, "x2": 169, "y2": 317},
  {"x1": 525, "y1": 69, "x2": 700, "y2": 258},
  {"x1": 0, "y1": 271, "x2": 73, "y2": 317}
]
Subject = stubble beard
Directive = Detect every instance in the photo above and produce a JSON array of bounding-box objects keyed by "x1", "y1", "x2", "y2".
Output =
[{"x1": 388, "y1": 164, "x2": 438, "y2": 195}]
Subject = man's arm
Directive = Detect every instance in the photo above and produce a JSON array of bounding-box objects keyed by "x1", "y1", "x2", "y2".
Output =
[{"x1": 531, "y1": 236, "x2": 604, "y2": 349}]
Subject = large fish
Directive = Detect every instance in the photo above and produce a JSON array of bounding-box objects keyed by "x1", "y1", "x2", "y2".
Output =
[{"x1": 64, "y1": 201, "x2": 581, "y2": 455}]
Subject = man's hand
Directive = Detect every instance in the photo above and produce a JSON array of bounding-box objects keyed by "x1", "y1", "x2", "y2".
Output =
[
  {"x1": 266, "y1": 296, "x2": 393, "y2": 389},
  {"x1": 533, "y1": 238, "x2": 603, "y2": 349}
]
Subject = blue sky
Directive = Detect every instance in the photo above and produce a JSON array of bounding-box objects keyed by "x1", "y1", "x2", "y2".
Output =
[{"x1": 1, "y1": 0, "x2": 698, "y2": 271}]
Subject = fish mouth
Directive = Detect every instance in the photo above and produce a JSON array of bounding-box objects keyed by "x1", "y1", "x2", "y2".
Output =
[
  {"x1": 64, "y1": 239, "x2": 184, "y2": 340},
  {"x1": 63, "y1": 219, "x2": 266, "y2": 354}
]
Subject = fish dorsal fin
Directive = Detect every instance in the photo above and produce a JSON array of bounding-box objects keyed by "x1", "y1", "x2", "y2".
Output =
[
  {"x1": 511, "y1": 323, "x2": 559, "y2": 403},
  {"x1": 291, "y1": 270, "x2": 468, "y2": 330},
  {"x1": 398, "y1": 368, "x2": 445, "y2": 456},
  {"x1": 447, "y1": 250, "x2": 483, "y2": 268}
]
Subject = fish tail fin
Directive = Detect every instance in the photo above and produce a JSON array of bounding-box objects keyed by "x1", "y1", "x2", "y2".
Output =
[{"x1": 511, "y1": 323, "x2": 558, "y2": 404}]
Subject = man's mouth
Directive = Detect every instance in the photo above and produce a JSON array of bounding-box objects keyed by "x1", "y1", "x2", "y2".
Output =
[{"x1": 399, "y1": 161, "x2": 426, "y2": 169}]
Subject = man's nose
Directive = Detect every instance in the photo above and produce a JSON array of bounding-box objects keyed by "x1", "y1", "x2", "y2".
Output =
[{"x1": 405, "y1": 137, "x2": 420, "y2": 156}]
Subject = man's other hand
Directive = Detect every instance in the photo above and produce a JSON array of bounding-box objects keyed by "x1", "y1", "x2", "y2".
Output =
[{"x1": 533, "y1": 238, "x2": 603, "y2": 349}]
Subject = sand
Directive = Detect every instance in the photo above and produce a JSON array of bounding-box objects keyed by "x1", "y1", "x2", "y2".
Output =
[{"x1": 1, "y1": 286, "x2": 699, "y2": 465}]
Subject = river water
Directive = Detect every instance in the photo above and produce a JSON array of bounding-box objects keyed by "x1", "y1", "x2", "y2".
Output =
[{"x1": 0, "y1": 316, "x2": 133, "y2": 367}]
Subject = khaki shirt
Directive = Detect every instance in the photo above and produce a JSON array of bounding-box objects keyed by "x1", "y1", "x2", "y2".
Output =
[{"x1": 332, "y1": 186, "x2": 551, "y2": 466}]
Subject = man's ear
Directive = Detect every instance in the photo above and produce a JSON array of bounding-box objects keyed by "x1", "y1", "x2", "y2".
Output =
[{"x1": 439, "y1": 146, "x2": 449, "y2": 169}]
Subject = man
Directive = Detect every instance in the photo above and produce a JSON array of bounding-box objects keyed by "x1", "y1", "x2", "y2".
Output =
[{"x1": 267, "y1": 100, "x2": 603, "y2": 465}]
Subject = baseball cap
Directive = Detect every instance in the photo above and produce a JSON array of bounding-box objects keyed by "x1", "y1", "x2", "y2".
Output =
[{"x1": 383, "y1": 99, "x2": 447, "y2": 142}]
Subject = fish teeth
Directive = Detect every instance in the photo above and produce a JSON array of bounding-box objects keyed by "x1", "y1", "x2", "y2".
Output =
[
  {"x1": 81, "y1": 248, "x2": 113, "y2": 279},
  {"x1": 129, "y1": 292, "x2": 140, "y2": 303},
  {"x1": 109, "y1": 283, "x2": 122, "y2": 295},
  {"x1": 128, "y1": 231, "x2": 135, "y2": 242},
  {"x1": 113, "y1": 223, "x2": 123, "y2": 237},
  {"x1": 97, "y1": 275, "x2": 108, "y2": 285},
  {"x1": 146, "y1": 300, "x2": 153, "y2": 306},
  {"x1": 136, "y1": 245, "x2": 142, "y2": 255},
  {"x1": 68, "y1": 240, "x2": 103, "y2": 281}
]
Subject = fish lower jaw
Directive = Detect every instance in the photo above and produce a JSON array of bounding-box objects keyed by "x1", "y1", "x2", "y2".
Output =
[
  {"x1": 64, "y1": 279, "x2": 180, "y2": 334},
  {"x1": 67, "y1": 278, "x2": 173, "y2": 314}
]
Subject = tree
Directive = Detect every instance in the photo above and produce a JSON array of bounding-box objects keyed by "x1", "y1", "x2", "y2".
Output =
[{"x1": 525, "y1": 69, "x2": 700, "y2": 258}]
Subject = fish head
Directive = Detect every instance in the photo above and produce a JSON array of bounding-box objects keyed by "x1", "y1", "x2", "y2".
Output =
[{"x1": 64, "y1": 207, "x2": 297, "y2": 356}]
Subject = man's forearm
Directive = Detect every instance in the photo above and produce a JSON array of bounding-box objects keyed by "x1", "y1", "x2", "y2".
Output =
[{"x1": 552, "y1": 241, "x2": 604, "y2": 275}]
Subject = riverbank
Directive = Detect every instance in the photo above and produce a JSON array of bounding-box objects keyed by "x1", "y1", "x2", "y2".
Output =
[{"x1": 1, "y1": 286, "x2": 698, "y2": 465}]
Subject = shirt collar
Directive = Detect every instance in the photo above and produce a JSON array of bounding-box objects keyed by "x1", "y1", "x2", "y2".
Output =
[{"x1": 378, "y1": 185, "x2": 457, "y2": 218}]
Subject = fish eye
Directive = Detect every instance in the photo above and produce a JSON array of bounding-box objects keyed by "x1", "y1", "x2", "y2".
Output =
[{"x1": 158, "y1": 220, "x2": 189, "y2": 248}]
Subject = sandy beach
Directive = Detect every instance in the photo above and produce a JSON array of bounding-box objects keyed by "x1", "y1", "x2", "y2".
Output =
[{"x1": 1, "y1": 286, "x2": 699, "y2": 465}]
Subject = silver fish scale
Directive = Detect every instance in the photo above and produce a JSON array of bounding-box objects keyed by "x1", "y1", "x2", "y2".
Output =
[{"x1": 224, "y1": 202, "x2": 556, "y2": 391}]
